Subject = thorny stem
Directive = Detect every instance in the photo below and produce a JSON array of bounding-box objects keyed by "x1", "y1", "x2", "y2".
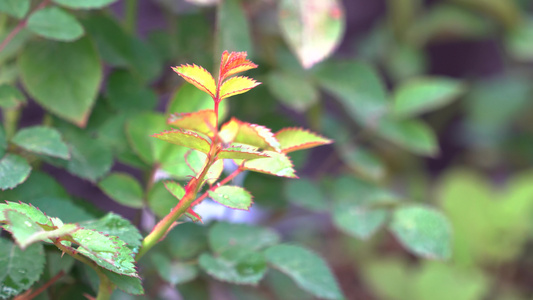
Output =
[{"x1": 0, "y1": 0, "x2": 51, "y2": 53}]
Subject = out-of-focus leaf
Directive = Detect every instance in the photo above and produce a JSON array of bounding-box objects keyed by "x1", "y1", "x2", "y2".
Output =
[
  {"x1": 151, "y1": 253, "x2": 198, "y2": 285},
  {"x1": 264, "y1": 244, "x2": 344, "y2": 300},
  {"x1": 314, "y1": 60, "x2": 388, "y2": 126},
  {"x1": 53, "y1": 0, "x2": 119, "y2": 9},
  {"x1": 102, "y1": 268, "x2": 144, "y2": 295},
  {"x1": 208, "y1": 222, "x2": 280, "y2": 254},
  {"x1": 278, "y1": 0, "x2": 345, "y2": 68},
  {"x1": 389, "y1": 205, "x2": 452, "y2": 259},
  {"x1": 98, "y1": 173, "x2": 144, "y2": 208},
  {"x1": 62, "y1": 132, "x2": 113, "y2": 182},
  {"x1": 284, "y1": 179, "x2": 327, "y2": 211},
  {"x1": 208, "y1": 186, "x2": 253, "y2": 210},
  {"x1": 338, "y1": 144, "x2": 386, "y2": 181},
  {"x1": 29, "y1": 197, "x2": 94, "y2": 223},
  {"x1": 165, "y1": 222, "x2": 208, "y2": 260},
  {"x1": 0, "y1": 238, "x2": 45, "y2": 299},
  {"x1": 332, "y1": 176, "x2": 397, "y2": 239},
  {"x1": 0, "y1": 154, "x2": 31, "y2": 190},
  {"x1": 449, "y1": 0, "x2": 520, "y2": 29},
  {"x1": 0, "y1": 84, "x2": 26, "y2": 109},
  {"x1": 168, "y1": 110, "x2": 216, "y2": 136},
  {"x1": 148, "y1": 181, "x2": 178, "y2": 218},
  {"x1": 18, "y1": 38, "x2": 102, "y2": 127},
  {"x1": 377, "y1": 117, "x2": 439, "y2": 157},
  {"x1": 267, "y1": 71, "x2": 319, "y2": 112},
  {"x1": 0, "y1": 0, "x2": 30, "y2": 18},
  {"x1": 505, "y1": 18, "x2": 533, "y2": 62},
  {"x1": 106, "y1": 69, "x2": 157, "y2": 112},
  {"x1": 82, "y1": 14, "x2": 161, "y2": 82},
  {"x1": 0, "y1": 171, "x2": 68, "y2": 201},
  {"x1": 217, "y1": 0, "x2": 253, "y2": 55},
  {"x1": 26, "y1": 7, "x2": 84, "y2": 41},
  {"x1": 12, "y1": 126, "x2": 69, "y2": 159},
  {"x1": 199, "y1": 249, "x2": 267, "y2": 285},
  {"x1": 393, "y1": 77, "x2": 465, "y2": 118},
  {"x1": 0, "y1": 126, "x2": 6, "y2": 158},
  {"x1": 167, "y1": 84, "x2": 228, "y2": 121}
]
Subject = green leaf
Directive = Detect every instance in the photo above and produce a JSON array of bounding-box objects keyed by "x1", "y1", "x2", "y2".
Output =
[
  {"x1": 217, "y1": 0, "x2": 253, "y2": 55},
  {"x1": 126, "y1": 112, "x2": 168, "y2": 164},
  {"x1": 278, "y1": 0, "x2": 345, "y2": 68},
  {"x1": 314, "y1": 60, "x2": 388, "y2": 126},
  {"x1": 12, "y1": 126, "x2": 69, "y2": 159},
  {"x1": 152, "y1": 129, "x2": 211, "y2": 154},
  {"x1": 377, "y1": 117, "x2": 439, "y2": 156},
  {"x1": 105, "y1": 69, "x2": 158, "y2": 112},
  {"x1": 167, "y1": 84, "x2": 228, "y2": 120},
  {"x1": 70, "y1": 229, "x2": 138, "y2": 277},
  {"x1": 151, "y1": 253, "x2": 198, "y2": 285},
  {"x1": 266, "y1": 71, "x2": 319, "y2": 112},
  {"x1": 102, "y1": 268, "x2": 144, "y2": 295},
  {"x1": 164, "y1": 222, "x2": 208, "y2": 260},
  {"x1": 0, "y1": 201, "x2": 53, "y2": 228},
  {"x1": 208, "y1": 222, "x2": 280, "y2": 254},
  {"x1": 18, "y1": 37, "x2": 102, "y2": 127},
  {"x1": 82, "y1": 14, "x2": 161, "y2": 82},
  {"x1": 29, "y1": 197, "x2": 94, "y2": 223},
  {"x1": 337, "y1": 144, "x2": 385, "y2": 181},
  {"x1": 199, "y1": 250, "x2": 267, "y2": 285},
  {"x1": 0, "y1": 126, "x2": 6, "y2": 158},
  {"x1": 0, "y1": 154, "x2": 31, "y2": 190},
  {"x1": 208, "y1": 186, "x2": 253, "y2": 210},
  {"x1": 243, "y1": 151, "x2": 297, "y2": 178},
  {"x1": 4, "y1": 210, "x2": 78, "y2": 249},
  {"x1": 0, "y1": 0, "x2": 30, "y2": 18},
  {"x1": 506, "y1": 18, "x2": 533, "y2": 61},
  {"x1": 264, "y1": 244, "x2": 343, "y2": 300},
  {"x1": 27, "y1": 7, "x2": 84, "y2": 42},
  {"x1": 284, "y1": 179, "x2": 327, "y2": 212},
  {"x1": 53, "y1": 0, "x2": 119, "y2": 9},
  {"x1": 148, "y1": 181, "x2": 178, "y2": 218},
  {"x1": 80, "y1": 213, "x2": 142, "y2": 251},
  {"x1": 0, "y1": 171, "x2": 68, "y2": 201},
  {"x1": 0, "y1": 237, "x2": 45, "y2": 299},
  {"x1": 218, "y1": 145, "x2": 269, "y2": 160},
  {"x1": 389, "y1": 205, "x2": 452, "y2": 260},
  {"x1": 332, "y1": 176, "x2": 397, "y2": 240},
  {"x1": 63, "y1": 133, "x2": 113, "y2": 181},
  {"x1": 98, "y1": 173, "x2": 144, "y2": 208},
  {"x1": 0, "y1": 84, "x2": 26, "y2": 109},
  {"x1": 275, "y1": 128, "x2": 332, "y2": 153},
  {"x1": 393, "y1": 77, "x2": 465, "y2": 118}
]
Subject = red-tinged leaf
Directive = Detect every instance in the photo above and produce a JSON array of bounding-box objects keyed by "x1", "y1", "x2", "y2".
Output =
[
  {"x1": 218, "y1": 144, "x2": 270, "y2": 160},
  {"x1": 275, "y1": 128, "x2": 333, "y2": 153},
  {"x1": 208, "y1": 185, "x2": 253, "y2": 210},
  {"x1": 172, "y1": 64, "x2": 216, "y2": 98},
  {"x1": 243, "y1": 151, "x2": 297, "y2": 178},
  {"x1": 164, "y1": 181, "x2": 185, "y2": 200},
  {"x1": 219, "y1": 51, "x2": 258, "y2": 81},
  {"x1": 219, "y1": 118, "x2": 280, "y2": 150},
  {"x1": 206, "y1": 159, "x2": 224, "y2": 185},
  {"x1": 219, "y1": 76, "x2": 260, "y2": 99},
  {"x1": 167, "y1": 109, "x2": 217, "y2": 136},
  {"x1": 0, "y1": 201, "x2": 53, "y2": 228},
  {"x1": 152, "y1": 129, "x2": 211, "y2": 154}
]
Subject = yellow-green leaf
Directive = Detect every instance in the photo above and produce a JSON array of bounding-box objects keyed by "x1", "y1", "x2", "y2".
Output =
[
  {"x1": 219, "y1": 118, "x2": 279, "y2": 150},
  {"x1": 219, "y1": 76, "x2": 260, "y2": 99},
  {"x1": 275, "y1": 128, "x2": 332, "y2": 153},
  {"x1": 167, "y1": 109, "x2": 216, "y2": 136},
  {"x1": 152, "y1": 129, "x2": 211, "y2": 154},
  {"x1": 172, "y1": 64, "x2": 216, "y2": 98}
]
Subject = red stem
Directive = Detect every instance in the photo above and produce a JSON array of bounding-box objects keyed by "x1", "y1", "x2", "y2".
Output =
[{"x1": 190, "y1": 166, "x2": 243, "y2": 207}]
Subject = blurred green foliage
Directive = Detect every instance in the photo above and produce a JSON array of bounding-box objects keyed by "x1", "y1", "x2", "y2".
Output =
[{"x1": 1, "y1": 0, "x2": 533, "y2": 299}]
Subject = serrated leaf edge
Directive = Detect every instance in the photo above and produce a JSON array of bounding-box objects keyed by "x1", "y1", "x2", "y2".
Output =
[{"x1": 275, "y1": 127, "x2": 333, "y2": 153}]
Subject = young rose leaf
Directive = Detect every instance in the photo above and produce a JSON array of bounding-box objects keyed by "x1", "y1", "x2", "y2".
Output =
[
  {"x1": 0, "y1": 154, "x2": 31, "y2": 190},
  {"x1": 4, "y1": 210, "x2": 78, "y2": 249},
  {"x1": 217, "y1": 145, "x2": 270, "y2": 160},
  {"x1": 167, "y1": 109, "x2": 217, "y2": 136},
  {"x1": 206, "y1": 159, "x2": 224, "y2": 185},
  {"x1": 219, "y1": 76, "x2": 260, "y2": 99},
  {"x1": 0, "y1": 237, "x2": 45, "y2": 300},
  {"x1": 278, "y1": 0, "x2": 345, "y2": 69},
  {"x1": 265, "y1": 244, "x2": 344, "y2": 300},
  {"x1": 0, "y1": 202, "x2": 53, "y2": 228},
  {"x1": 164, "y1": 181, "x2": 186, "y2": 200},
  {"x1": 80, "y1": 213, "x2": 142, "y2": 251},
  {"x1": 98, "y1": 173, "x2": 144, "y2": 209},
  {"x1": 12, "y1": 126, "x2": 69, "y2": 159},
  {"x1": 275, "y1": 128, "x2": 332, "y2": 153},
  {"x1": 219, "y1": 51, "x2": 258, "y2": 80},
  {"x1": 208, "y1": 186, "x2": 253, "y2": 211},
  {"x1": 219, "y1": 118, "x2": 280, "y2": 150},
  {"x1": 243, "y1": 151, "x2": 297, "y2": 178},
  {"x1": 389, "y1": 205, "x2": 452, "y2": 260},
  {"x1": 208, "y1": 222, "x2": 280, "y2": 254},
  {"x1": 70, "y1": 229, "x2": 138, "y2": 277},
  {"x1": 198, "y1": 249, "x2": 267, "y2": 285},
  {"x1": 152, "y1": 129, "x2": 211, "y2": 154},
  {"x1": 172, "y1": 64, "x2": 216, "y2": 98}
]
